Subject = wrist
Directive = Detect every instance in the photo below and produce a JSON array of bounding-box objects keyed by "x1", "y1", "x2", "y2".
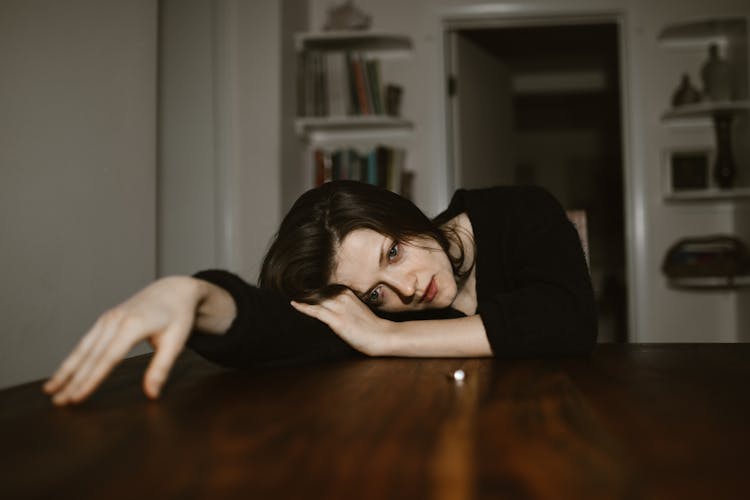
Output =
[
  {"x1": 192, "y1": 277, "x2": 236, "y2": 335},
  {"x1": 157, "y1": 275, "x2": 205, "y2": 300},
  {"x1": 371, "y1": 320, "x2": 400, "y2": 357}
]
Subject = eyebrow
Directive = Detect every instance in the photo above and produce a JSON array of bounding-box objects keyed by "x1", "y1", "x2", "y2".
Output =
[
  {"x1": 378, "y1": 236, "x2": 389, "y2": 267},
  {"x1": 359, "y1": 236, "x2": 389, "y2": 301}
]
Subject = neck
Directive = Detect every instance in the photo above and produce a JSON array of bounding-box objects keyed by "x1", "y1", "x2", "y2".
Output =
[{"x1": 441, "y1": 213, "x2": 477, "y2": 315}]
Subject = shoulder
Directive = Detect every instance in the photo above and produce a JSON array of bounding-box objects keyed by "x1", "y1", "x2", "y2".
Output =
[{"x1": 453, "y1": 185, "x2": 565, "y2": 219}]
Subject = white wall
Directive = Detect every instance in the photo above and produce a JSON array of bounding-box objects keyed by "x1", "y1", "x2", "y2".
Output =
[
  {"x1": 281, "y1": 0, "x2": 309, "y2": 213},
  {"x1": 159, "y1": 0, "x2": 219, "y2": 276},
  {"x1": 307, "y1": 0, "x2": 750, "y2": 342},
  {"x1": 234, "y1": 0, "x2": 283, "y2": 281},
  {"x1": 0, "y1": 0, "x2": 158, "y2": 388},
  {"x1": 159, "y1": 0, "x2": 282, "y2": 284}
]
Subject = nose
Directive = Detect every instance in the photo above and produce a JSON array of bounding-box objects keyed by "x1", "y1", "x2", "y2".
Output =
[{"x1": 386, "y1": 270, "x2": 416, "y2": 299}]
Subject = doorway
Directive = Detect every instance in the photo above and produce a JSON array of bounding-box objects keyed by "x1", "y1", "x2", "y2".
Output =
[{"x1": 445, "y1": 20, "x2": 628, "y2": 342}]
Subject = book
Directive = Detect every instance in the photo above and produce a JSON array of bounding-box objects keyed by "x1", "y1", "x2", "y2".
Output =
[
  {"x1": 302, "y1": 52, "x2": 316, "y2": 117},
  {"x1": 326, "y1": 52, "x2": 348, "y2": 117},
  {"x1": 315, "y1": 51, "x2": 327, "y2": 116},
  {"x1": 314, "y1": 149, "x2": 324, "y2": 186},
  {"x1": 360, "y1": 55, "x2": 374, "y2": 115},
  {"x1": 367, "y1": 150, "x2": 378, "y2": 185},
  {"x1": 388, "y1": 148, "x2": 405, "y2": 194},
  {"x1": 345, "y1": 52, "x2": 359, "y2": 115},
  {"x1": 351, "y1": 54, "x2": 370, "y2": 115},
  {"x1": 296, "y1": 52, "x2": 307, "y2": 117},
  {"x1": 365, "y1": 59, "x2": 383, "y2": 115},
  {"x1": 375, "y1": 145, "x2": 390, "y2": 188}
]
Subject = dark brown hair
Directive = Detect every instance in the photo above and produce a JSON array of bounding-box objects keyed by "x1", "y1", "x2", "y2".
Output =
[{"x1": 259, "y1": 180, "x2": 470, "y2": 303}]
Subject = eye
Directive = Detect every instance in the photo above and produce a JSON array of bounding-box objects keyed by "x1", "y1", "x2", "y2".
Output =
[
  {"x1": 387, "y1": 242, "x2": 400, "y2": 261},
  {"x1": 367, "y1": 286, "x2": 382, "y2": 305}
]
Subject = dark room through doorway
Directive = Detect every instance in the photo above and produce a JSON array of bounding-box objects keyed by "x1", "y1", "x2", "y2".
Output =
[{"x1": 445, "y1": 21, "x2": 628, "y2": 342}]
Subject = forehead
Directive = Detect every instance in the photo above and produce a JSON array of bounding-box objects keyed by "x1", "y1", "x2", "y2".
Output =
[{"x1": 330, "y1": 228, "x2": 385, "y2": 292}]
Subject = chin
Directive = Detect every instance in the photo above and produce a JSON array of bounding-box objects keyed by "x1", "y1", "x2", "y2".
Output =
[{"x1": 427, "y1": 295, "x2": 453, "y2": 310}]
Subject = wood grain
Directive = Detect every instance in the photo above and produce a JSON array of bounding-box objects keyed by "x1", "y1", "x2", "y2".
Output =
[{"x1": 1, "y1": 344, "x2": 749, "y2": 499}]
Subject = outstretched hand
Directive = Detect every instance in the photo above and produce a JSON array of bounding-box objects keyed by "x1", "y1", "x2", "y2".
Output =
[
  {"x1": 43, "y1": 276, "x2": 204, "y2": 406},
  {"x1": 291, "y1": 289, "x2": 392, "y2": 356}
]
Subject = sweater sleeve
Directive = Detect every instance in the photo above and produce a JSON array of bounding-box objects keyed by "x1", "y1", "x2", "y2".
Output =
[
  {"x1": 186, "y1": 269, "x2": 361, "y2": 368},
  {"x1": 475, "y1": 187, "x2": 597, "y2": 357},
  {"x1": 186, "y1": 269, "x2": 468, "y2": 368}
]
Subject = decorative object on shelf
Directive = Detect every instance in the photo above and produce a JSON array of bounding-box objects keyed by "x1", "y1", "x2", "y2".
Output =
[
  {"x1": 712, "y1": 111, "x2": 737, "y2": 188},
  {"x1": 671, "y1": 73, "x2": 702, "y2": 107},
  {"x1": 700, "y1": 43, "x2": 734, "y2": 101},
  {"x1": 662, "y1": 234, "x2": 750, "y2": 288},
  {"x1": 323, "y1": 1, "x2": 371, "y2": 31},
  {"x1": 670, "y1": 150, "x2": 709, "y2": 190},
  {"x1": 385, "y1": 84, "x2": 403, "y2": 116}
]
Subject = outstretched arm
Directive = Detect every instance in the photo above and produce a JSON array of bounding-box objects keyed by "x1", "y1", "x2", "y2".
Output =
[{"x1": 43, "y1": 276, "x2": 235, "y2": 405}]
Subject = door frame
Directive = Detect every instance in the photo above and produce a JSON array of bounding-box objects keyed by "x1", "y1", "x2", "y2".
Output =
[{"x1": 438, "y1": 6, "x2": 646, "y2": 342}]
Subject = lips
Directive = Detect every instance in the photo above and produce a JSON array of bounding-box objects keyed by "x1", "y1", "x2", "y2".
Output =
[{"x1": 421, "y1": 277, "x2": 438, "y2": 303}]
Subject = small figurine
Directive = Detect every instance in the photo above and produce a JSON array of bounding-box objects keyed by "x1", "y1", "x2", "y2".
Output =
[
  {"x1": 323, "y1": 1, "x2": 372, "y2": 31},
  {"x1": 701, "y1": 43, "x2": 733, "y2": 101},
  {"x1": 671, "y1": 73, "x2": 702, "y2": 107}
]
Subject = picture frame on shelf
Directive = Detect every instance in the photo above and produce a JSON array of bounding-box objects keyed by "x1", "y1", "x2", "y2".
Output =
[
  {"x1": 661, "y1": 146, "x2": 750, "y2": 202},
  {"x1": 669, "y1": 148, "x2": 711, "y2": 191}
]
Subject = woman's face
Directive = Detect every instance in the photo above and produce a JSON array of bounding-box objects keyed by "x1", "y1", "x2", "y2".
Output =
[{"x1": 330, "y1": 229, "x2": 457, "y2": 312}]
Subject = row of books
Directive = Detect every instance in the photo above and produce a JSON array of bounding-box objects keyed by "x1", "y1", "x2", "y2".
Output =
[
  {"x1": 313, "y1": 145, "x2": 413, "y2": 199},
  {"x1": 297, "y1": 51, "x2": 400, "y2": 118}
]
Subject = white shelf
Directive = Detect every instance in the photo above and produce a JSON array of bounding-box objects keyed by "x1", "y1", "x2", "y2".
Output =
[
  {"x1": 295, "y1": 116, "x2": 413, "y2": 136},
  {"x1": 665, "y1": 187, "x2": 750, "y2": 202},
  {"x1": 658, "y1": 17, "x2": 747, "y2": 49},
  {"x1": 661, "y1": 100, "x2": 750, "y2": 122},
  {"x1": 295, "y1": 31, "x2": 412, "y2": 54},
  {"x1": 668, "y1": 274, "x2": 750, "y2": 289}
]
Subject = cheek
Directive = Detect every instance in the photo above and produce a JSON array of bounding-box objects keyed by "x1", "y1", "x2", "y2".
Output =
[
  {"x1": 380, "y1": 289, "x2": 414, "y2": 312},
  {"x1": 439, "y1": 275, "x2": 458, "y2": 304}
]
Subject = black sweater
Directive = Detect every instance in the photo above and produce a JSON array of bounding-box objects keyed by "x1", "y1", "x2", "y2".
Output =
[{"x1": 187, "y1": 186, "x2": 596, "y2": 368}]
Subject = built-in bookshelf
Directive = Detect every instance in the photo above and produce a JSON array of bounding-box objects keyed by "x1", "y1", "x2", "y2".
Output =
[
  {"x1": 658, "y1": 16, "x2": 750, "y2": 202},
  {"x1": 657, "y1": 16, "x2": 750, "y2": 295},
  {"x1": 294, "y1": 115, "x2": 412, "y2": 136},
  {"x1": 294, "y1": 31, "x2": 414, "y2": 196},
  {"x1": 667, "y1": 275, "x2": 750, "y2": 289},
  {"x1": 294, "y1": 31, "x2": 412, "y2": 53},
  {"x1": 660, "y1": 99, "x2": 750, "y2": 122},
  {"x1": 664, "y1": 187, "x2": 750, "y2": 202}
]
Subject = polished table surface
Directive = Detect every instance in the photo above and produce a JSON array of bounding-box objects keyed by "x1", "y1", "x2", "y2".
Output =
[{"x1": 1, "y1": 344, "x2": 749, "y2": 500}]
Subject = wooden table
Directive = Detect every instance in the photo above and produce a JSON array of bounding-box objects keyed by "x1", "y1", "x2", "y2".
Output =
[{"x1": 1, "y1": 344, "x2": 749, "y2": 499}]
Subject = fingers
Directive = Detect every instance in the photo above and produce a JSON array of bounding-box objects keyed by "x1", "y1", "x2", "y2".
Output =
[
  {"x1": 48, "y1": 313, "x2": 134, "y2": 406},
  {"x1": 292, "y1": 300, "x2": 336, "y2": 325},
  {"x1": 292, "y1": 295, "x2": 381, "y2": 356},
  {"x1": 290, "y1": 300, "x2": 326, "y2": 320},
  {"x1": 43, "y1": 316, "x2": 106, "y2": 394},
  {"x1": 64, "y1": 331, "x2": 133, "y2": 404},
  {"x1": 42, "y1": 277, "x2": 204, "y2": 406},
  {"x1": 291, "y1": 292, "x2": 364, "y2": 322},
  {"x1": 142, "y1": 321, "x2": 190, "y2": 399},
  {"x1": 44, "y1": 314, "x2": 111, "y2": 394}
]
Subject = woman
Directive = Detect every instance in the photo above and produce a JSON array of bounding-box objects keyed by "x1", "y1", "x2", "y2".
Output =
[{"x1": 43, "y1": 181, "x2": 596, "y2": 406}]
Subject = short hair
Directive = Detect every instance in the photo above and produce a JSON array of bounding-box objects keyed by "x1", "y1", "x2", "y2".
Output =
[{"x1": 259, "y1": 181, "x2": 470, "y2": 303}]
